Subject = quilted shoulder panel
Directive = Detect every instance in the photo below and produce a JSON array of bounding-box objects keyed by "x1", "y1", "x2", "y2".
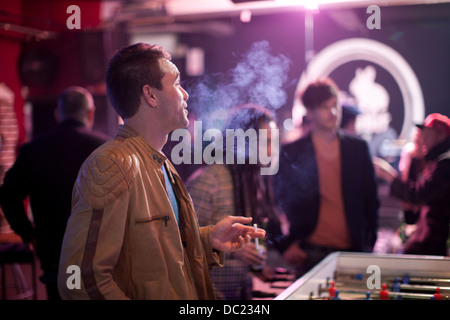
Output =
[{"x1": 76, "y1": 143, "x2": 139, "y2": 209}]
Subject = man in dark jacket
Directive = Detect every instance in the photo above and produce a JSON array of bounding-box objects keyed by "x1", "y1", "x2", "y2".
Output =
[
  {"x1": 0, "y1": 86, "x2": 109, "y2": 299},
  {"x1": 275, "y1": 78, "x2": 379, "y2": 276},
  {"x1": 374, "y1": 113, "x2": 450, "y2": 256}
]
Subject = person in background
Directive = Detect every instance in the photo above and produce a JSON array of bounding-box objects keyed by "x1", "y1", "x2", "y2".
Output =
[
  {"x1": 393, "y1": 127, "x2": 427, "y2": 249},
  {"x1": 373, "y1": 113, "x2": 450, "y2": 256},
  {"x1": 187, "y1": 104, "x2": 284, "y2": 300},
  {"x1": 340, "y1": 103, "x2": 361, "y2": 137},
  {"x1": 275, "y1": 78, "x2": 379, "y2": 277},
  {"x1": 0, "y1": 86, "x2": 109, "y2": 299},
  {"x1": 57, "y1": 43, "x2": 265, "y2": 300}
]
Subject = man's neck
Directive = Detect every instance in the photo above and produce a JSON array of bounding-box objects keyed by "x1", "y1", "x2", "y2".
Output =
[
  {"x1": 123, "y1": 118, "x2": 168, "y2": 152},
  {"x1": 311, "y1": 128, "x2": 338, "y2": 142}
]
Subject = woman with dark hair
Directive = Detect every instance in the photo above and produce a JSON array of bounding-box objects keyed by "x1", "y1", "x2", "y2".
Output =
[{"x1": 187, "y1": 104, "x2": 283, "y2": 300}]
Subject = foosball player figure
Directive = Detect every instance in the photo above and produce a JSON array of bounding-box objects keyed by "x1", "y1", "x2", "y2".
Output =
[
  {"x1": 328, "y1": 281, "x2": 336, "y2": 299},
  {"x1": 402, "y1": 274, "x2": 410, "y2": 284},
  {"x1": 379, "y1": 284, "x2": 389, "y2": 300},
  {"x1": 433, "y1": 287, "x2": 443, "y2": 300},
  {"x1": 392, "y1": 277, "x2": 401, "y2": 292},
  {"x1": 332, "y1": 290, "x2": 341, "y2": 300}
]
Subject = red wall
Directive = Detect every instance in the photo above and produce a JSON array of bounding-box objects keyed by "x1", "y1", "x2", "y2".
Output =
[{"x1": 0, "y1": 0, "x2": 102, "y2": 146}]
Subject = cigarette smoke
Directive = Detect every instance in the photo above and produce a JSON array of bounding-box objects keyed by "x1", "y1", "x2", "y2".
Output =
[{"x1": 186, "y1": 41, "x2": 292, "y2": 130}]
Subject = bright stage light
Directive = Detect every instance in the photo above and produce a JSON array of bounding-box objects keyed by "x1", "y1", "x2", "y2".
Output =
[
  {"x1": 240, "y1": 9, "x2": 252, "y2": 22},
  {"x1": 275, "y1": 0, "x2": 363, "y2": 10}
]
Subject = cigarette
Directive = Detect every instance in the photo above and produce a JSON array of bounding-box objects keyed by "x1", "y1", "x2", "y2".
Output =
[{"x1": 254, "y1": 223, "x2": 260, "y2": 250}]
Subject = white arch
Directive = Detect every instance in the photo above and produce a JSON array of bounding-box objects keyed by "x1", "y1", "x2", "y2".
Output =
[{"x1": 293, "y1": 38, "x2": 425, "y2": 139}]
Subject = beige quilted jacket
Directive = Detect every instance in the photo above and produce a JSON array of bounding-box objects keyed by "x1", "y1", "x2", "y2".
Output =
[{"x1": 58, "y1": 125, "x2": 222, "y2": 300}]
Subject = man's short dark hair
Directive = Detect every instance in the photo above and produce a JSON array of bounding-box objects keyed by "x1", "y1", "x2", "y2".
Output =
[
  {"x1": 106, "y1": 43, "x2": 171, "y2": 119},
  {"x1": 300, "y1": 78, "x2": 339, "y2": 110}
]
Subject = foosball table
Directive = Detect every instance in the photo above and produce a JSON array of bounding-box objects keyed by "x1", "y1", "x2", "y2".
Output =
[{"x1": 275, "y1": 252, "x2": 450, "y2": 300}]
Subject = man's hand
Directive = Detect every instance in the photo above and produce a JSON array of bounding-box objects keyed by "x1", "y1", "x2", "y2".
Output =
[
  {"x1": 210, "y1": 216, "x2": 265, "y2": 252},
  {"x1": 234, "y1": 241, "x2": 267, "y2": 266}
]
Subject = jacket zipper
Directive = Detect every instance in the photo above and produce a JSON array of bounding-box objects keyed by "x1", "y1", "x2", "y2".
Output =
[{"x1": 136, "y1": 215, "x2": 169, "y2": 226}]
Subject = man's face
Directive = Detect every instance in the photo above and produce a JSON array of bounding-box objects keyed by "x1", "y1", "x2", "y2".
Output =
[
  {"x1": 154, "y1": 59, "x2": 189, "y2": 132},
  {"x1": 308, "y1": 96, "x2": 341, "y2": 131}
]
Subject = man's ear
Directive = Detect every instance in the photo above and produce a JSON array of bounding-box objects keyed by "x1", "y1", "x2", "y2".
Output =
[{"x1": 142, "y1": 84, "x2": 158, "y2": 107}]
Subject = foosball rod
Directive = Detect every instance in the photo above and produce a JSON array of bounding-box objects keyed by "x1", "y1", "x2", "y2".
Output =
[
  {"x1": 335, "y1": 273, "x2": 450, "y2": 285},
  {"x1": 316, "y1": 287, "x2": 446, "y2": 300},
  {"x1": 331, "y1": 280, "x2": 450, "y2": 294}
]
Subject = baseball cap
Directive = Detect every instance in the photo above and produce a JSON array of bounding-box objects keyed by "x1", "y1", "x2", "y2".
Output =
[
  {"x1": 416, "y1": 113, "x2": 450, "y2": 136},
  {"x1": 342, "y1": 104, "x2": 361, "y2": 117}
]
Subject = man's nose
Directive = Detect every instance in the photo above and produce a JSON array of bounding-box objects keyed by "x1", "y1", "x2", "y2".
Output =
[{"x1": 182, "y1": 87, "x2": 189, "y2": 101}]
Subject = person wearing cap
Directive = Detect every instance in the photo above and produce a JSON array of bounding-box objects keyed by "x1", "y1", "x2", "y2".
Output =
[
  {"x1": 340, "y1": 103, "x2": 361, "y2": 137},
  {"x1": 373, "y1": 113, "x2": 450, "y2": 256}
]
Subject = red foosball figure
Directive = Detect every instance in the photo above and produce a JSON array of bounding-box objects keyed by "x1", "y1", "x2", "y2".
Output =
[
  {"x1": 433, "y1": 287, "x2": 443, "y2": 300},
  {"x1": 328, "y1": 281, "x2": 336, "y2": 299},
  {"x1": 379, "y1": 283, "x2": 389, "y2": 300}
]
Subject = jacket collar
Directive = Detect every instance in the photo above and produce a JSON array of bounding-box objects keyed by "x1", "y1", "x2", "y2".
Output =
[{"x1": 116, "y1": 124, "x2": 167, "y2": 168}]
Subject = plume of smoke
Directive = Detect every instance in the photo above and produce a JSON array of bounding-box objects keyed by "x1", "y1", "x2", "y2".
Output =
[{"x1": 186, "y1": 40, "x2": 292, "y2": 130}]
